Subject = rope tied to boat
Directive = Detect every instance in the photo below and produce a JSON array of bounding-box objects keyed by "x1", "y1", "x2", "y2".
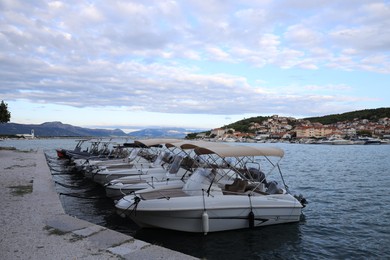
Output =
[
  {"x1": 82, "y1": 159, "x2": 90, "y2": 166},
  {"x1": 248, "y1": 194, "x2": 255, "y2": 228},
  {"x1": 202, "y1": 189, "x2": 207, "y2": 211},
  {"x1": 129, "y1": 196, "x2": 141, "y2": 216},
  {"x1": 58, "y1": 192, "x2": 108, "y2": 200},
  {"x1": 54, "y1": 181, "x2": 84, "y2": 189},
  {"x1": 47, "y1": 164, "x2": 64, "y2": 172},
  {"x1": 90, "y1": 168, "x2": 101, "y2": 181},
  {"x1": 116, "y1": 195, "x2": 141, "y2": 218}
]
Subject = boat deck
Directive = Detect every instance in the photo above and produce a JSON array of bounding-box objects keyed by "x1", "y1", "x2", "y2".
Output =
[{"x1": 139, "y1": 188, "x2": 189, "y2": 200}]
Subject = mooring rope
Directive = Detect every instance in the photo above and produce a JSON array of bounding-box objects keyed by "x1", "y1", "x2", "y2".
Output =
[
  {"x1": 54, "y1": 181, "x2": 91, "y2": 189},
  {"x1": 116, "y1": 196, "x2": 140, "y2": 217},
  {"x1": 58, "y1": 192, "x2": 108, "y2": 200},
  {"x1": 51, "y1": 172, "x2": 75, "y2": 176},
  {"x1": 47, "y1": 165, "x2": 64, "y2": 172}
]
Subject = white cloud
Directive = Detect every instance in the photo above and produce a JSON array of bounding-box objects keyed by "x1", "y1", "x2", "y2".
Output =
[
  {"x1": 205, "y1": 46, "x2": 230, "y2": 61},
  {"x1": 0, "y1": 0, "x2": 389, "y2": 128},
  {"x1": 304, "y1": 84, "x2": 352, "y2": 92},
  {"x1": 284, "y1": 24, "x2": 323, "y2": 48}
]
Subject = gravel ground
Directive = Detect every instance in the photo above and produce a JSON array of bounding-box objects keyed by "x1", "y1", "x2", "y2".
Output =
[{"x1": 0, "y1": 148, "x2": 197, "y2": 260}]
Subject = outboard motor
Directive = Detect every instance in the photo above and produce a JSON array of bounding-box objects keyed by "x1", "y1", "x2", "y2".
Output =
[
  {"x1": 266, "y1": 181, "x2": 285, "y2": 194},
  {"x1": 248, "y1": 168, "x2": 267, "y2": 184}
]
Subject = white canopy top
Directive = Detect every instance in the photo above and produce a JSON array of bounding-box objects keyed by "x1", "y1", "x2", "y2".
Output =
[
  {"x1": 165, "y1": 140, "x2": 230, "y2": 150},
  {"x1": 133, "y1": 138, "x2": 182, "y2": 147},
  {"x1": 194, "y1": 145, "x2": 284, "y2": 158}
]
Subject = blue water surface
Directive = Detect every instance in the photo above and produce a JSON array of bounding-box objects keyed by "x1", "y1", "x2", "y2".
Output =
[{"x1": 2, "y1": 138, "x2": 389, "y2": 259}]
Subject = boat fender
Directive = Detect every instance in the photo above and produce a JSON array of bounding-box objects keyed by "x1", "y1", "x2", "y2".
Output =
[
  {"x1": 248, "y1": 211, "x2": 255, "y2": 228},
  {"x1": 202, "y1": 211, "x2": 209, "y2": 235}
]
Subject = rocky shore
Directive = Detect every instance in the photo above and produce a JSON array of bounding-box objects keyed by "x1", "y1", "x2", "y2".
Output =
[{"x1": 0, "y1": 148, "x2": 197, "y2": 259}]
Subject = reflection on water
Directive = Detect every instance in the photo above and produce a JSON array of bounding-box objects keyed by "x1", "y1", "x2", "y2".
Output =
[{"x1": 135, "y1": 223, "x2": 302, "y2": 259}]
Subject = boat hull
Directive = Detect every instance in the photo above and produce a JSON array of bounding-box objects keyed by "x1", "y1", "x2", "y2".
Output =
[
  {"x1": 116, "y1": 194, "x2": 302, "y2": 233},
  {"x1": 106, "y1": 181, "x2": 185, "y2": 199}
]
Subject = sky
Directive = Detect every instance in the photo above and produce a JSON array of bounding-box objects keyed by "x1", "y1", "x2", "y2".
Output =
[{"x1": 1, "y1": 0, "x2": 389, "y2": 133}]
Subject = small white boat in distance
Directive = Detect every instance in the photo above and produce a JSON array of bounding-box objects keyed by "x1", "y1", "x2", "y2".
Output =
[
  {"x1": 115, "y1": 144, "x2": 306, "y2": 234},
  {"x1": 318, "y1": 135, "x2": 353, "y2": 145}
]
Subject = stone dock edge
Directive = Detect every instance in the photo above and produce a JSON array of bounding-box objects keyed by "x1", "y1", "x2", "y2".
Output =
[{"x1": 2, "y1": 148, "x2": 198, "y2": 259}]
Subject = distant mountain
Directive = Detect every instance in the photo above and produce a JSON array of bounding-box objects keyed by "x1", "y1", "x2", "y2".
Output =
[
  {"x1": 0, "y1": 121, "x2": 127, "y2": 137},
  {"x1": 128, "y1": 127, "x2": 198, "y2": 138},
  {"x1": 0, "y1": 121, "x2": 204, "y2": 138}
]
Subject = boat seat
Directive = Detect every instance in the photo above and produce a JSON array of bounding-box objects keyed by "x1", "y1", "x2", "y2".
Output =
[
  {"x1": 225, "y1": 179, "x2": 248, "y2": 193},
  {"x1": 245, "y1": 184, "x2": 269, "y2": 195}
]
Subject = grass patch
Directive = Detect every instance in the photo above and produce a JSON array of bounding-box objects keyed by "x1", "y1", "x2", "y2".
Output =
[
  {"x1": 5, "y1": 163, "x2": 36, "y2": 170},
  {"x1": 69, "y1": 234, "x2": 83, "y2": 242},
  {"x1": 43, "y1": 226, "x2": 68, "y2": 236},
  {"x1": 0, "y1": 146, "x2": 16, "y2": 150},
  {"x1": 16, "y1": 149, "x2": 36, "y2": 153},
  {"x1": 0, "y1": 146, "x2": 35, "y2": 153},
  {"x1": 8, "y1": 184, "x2": 33, "y2": 196},
  {"x1": 43, "y1": 226, "x2": 84, "y2": 242}
]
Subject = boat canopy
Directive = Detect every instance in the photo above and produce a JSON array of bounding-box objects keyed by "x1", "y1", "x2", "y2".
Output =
[
  {"x1": 194, "y1": 145, "x2": 284, "y2": 158},
  {"x1": 133, "y1": 139, "x2": 182, "y2": 148},
  {"x1": 165, "y1": 141, "x2": 229, "y2": 150}
]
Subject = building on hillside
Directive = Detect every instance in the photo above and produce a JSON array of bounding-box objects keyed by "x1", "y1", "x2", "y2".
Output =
[
  {"x1": 196, "y1": 132, "x2": 207, "y2": 139},
  {"x1": 373, "y1": 125, "x2": 386, "y2": 136},
  {"x1": 294, "y1": 126, "x2": 335, "y2": 138},
  {"x1": 341, "y1": 127, "x2": 357, "y2": 136},
  {"x1": 378, "y1": 117, "x2": 390, "y2": 126},
  {"x1": 210, "y1": 128, "x2": 227, "y2": 137}
]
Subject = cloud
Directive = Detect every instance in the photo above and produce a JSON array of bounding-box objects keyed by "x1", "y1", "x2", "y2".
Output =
[
  {"x1": 284, "y1": 24, "x2": 323, "y2": 48},
  {"x1": 0, "y1": 0, "x2": 388, "y2": 123},
  {"x1": 304, "y1": 84, "x2": 352, "y2": 92},
  {"x1": 0, "y1": 50, "x2": 361, "y2": 116}
]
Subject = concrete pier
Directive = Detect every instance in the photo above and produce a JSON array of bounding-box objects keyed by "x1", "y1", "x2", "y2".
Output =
[{"x1": 0, "y1": 148, "x2": 197, "y2": 259}]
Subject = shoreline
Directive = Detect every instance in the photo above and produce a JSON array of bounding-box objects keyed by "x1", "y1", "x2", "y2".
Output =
[{"x1": 0, "y1": 148, "x2": 197, "y2": 259}]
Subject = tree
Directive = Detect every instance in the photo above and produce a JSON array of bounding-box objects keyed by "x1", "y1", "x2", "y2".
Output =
[{"x1": 0, "y1": 100, "x2": 11, "y2": 123}]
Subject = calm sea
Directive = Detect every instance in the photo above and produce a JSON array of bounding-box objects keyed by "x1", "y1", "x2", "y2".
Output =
[{"x1": 2, "y1": 138, "x2": 390, "y2": 259}]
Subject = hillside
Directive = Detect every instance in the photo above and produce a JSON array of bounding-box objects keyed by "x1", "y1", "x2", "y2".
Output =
[
  {"x1": 222, "y1": 108, "x2": 390, "y2": 131},
  {"x1": 304, "y1": 107, "x2": 390, "y2": 125},
  {"x1": 185, "y1": 107, "x2": 390, "y2": 139},
  {"x1": 220, "y1": 115, "x2": 300, "y2": 134},
  {"x1": 223, "y1": 116, "x2": 271, "y2": 133}
]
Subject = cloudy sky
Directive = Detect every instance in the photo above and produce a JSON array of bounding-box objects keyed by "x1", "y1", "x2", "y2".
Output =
[{"x1": 1, "y1": 0, "x2": 389, "y2": 132}]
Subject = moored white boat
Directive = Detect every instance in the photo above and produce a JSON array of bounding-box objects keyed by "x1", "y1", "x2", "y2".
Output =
[
  {"x1": 115, "y1": 145, "x2": 306, "y2": 234},
  {"x1": 88, "y1": 150, "x2": 181, "y2": 185},
  {"x1": 84, "y1": 139, "x2": 184, "y2": 185},
  {"x1": 105, "y1": 140, "x2": 231, "y2": 199}
]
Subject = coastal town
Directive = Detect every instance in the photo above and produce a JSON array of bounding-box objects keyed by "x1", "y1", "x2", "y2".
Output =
[{"x1": 198, "y1": 115, "x2": 390, "y2": 144}]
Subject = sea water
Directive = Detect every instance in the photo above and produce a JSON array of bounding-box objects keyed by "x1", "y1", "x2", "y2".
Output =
[{"x1": 2, "y1": 138, "x2": 389, "y2": 259}]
